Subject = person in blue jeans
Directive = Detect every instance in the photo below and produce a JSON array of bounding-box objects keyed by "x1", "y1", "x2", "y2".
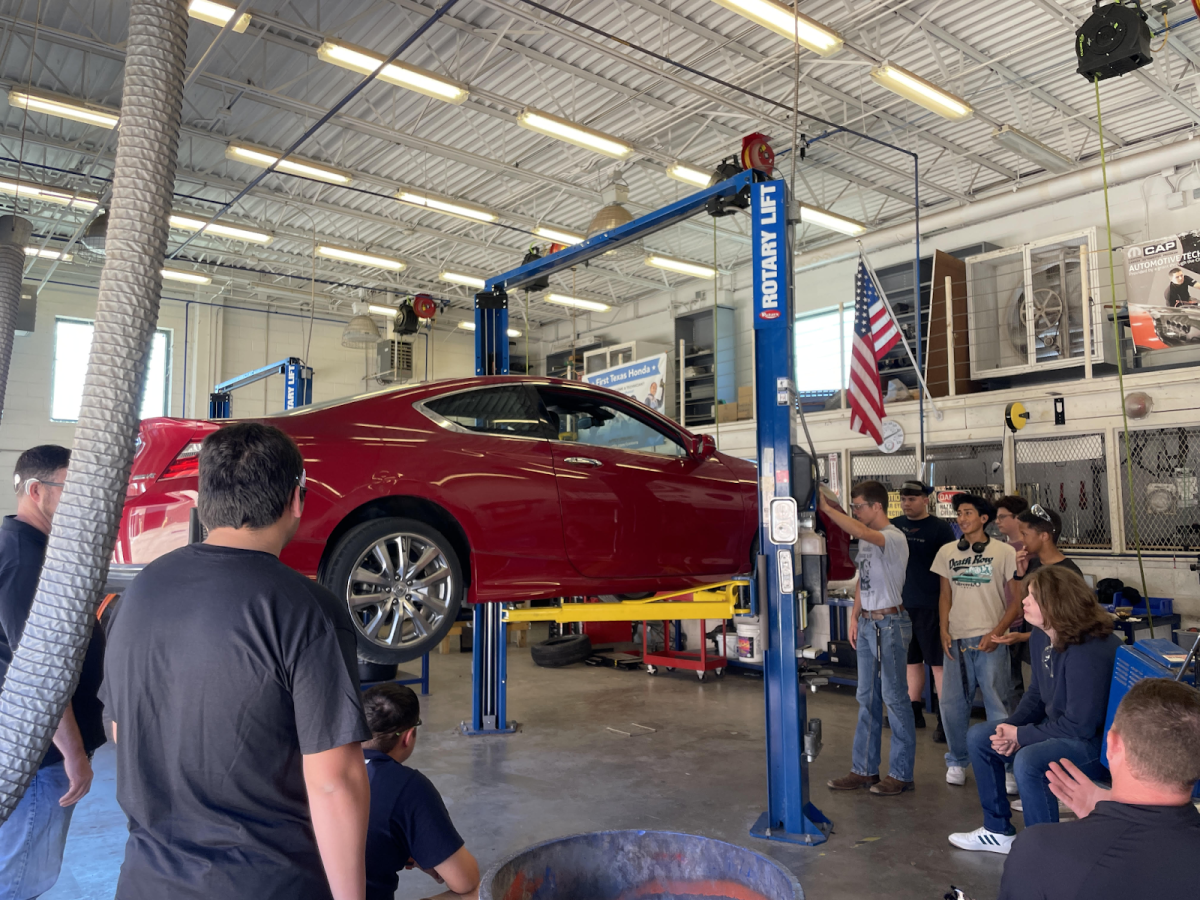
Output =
[
  {"x1": 820, "y1": 481, "x2": 916, "y2": 796},
  {"x1": 948, "y1": 565, "x2": 1121, "y2": 854}
]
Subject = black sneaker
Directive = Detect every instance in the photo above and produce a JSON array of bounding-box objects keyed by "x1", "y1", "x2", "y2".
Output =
[
  {"x1": 912, "y1": 700, "x2": 927, "y2": 729},
  {"x1": 933, "y1": 716, "x2": 946, "y2": 744}
]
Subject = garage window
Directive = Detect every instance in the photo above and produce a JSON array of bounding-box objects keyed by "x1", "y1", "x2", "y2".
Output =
[
  {"x1": 423, "y1": 385, "x2": 550, "y2": 437},
  {"x1": 51, "y1": 318, "x2": 171, "y2": 422},
  {"x1": 795, "y1": 306, "x2": 853, "y2": 393}
]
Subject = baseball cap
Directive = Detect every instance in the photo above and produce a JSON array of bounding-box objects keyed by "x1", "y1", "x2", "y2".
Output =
[{"x1": 898, "y1": 480, "x2": 932, "y2": 496}]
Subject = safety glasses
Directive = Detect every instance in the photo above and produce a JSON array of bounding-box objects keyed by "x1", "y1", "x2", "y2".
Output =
[
  {"x1": 1030, "y1": 503, "x2": 1052, "y2": 523},
  {"x1": 296, "y1": 469, "x2": 307, "y2": 504}
]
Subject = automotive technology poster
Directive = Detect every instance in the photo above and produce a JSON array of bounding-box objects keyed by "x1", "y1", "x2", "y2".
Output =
[
  {"x1": 584, "y1": 353, "x2": 669, "y2": 411},
  {"x1": 1124, "y1": 231, "x2": 1200, "y2": 349}
]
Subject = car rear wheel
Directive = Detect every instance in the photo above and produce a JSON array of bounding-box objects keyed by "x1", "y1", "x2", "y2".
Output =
[{"x1": 323, "y1": 517, "x2": 463, "y2": 664}]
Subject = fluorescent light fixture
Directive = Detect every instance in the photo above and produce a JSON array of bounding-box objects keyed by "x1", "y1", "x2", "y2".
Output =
[
  {"x1": 24, "y1": 246, "x2": 72, "y2": 261},
  {"x1": 991, "y1": 125, "x2": 1073, "y2": 174},
  {"x1": 225, "y1": 143, "x2": 352, "y2": 185},
  {"x1": 169, "y1": 213, "x2": 273, "y2": 245},
  {"x1": 368, "y1": 304, "x2": 398, "y2": 317},
  {"x1": 544, "y1": 292, "x2": 610, "y2": 313},
  {"x1": 439, "y1": 270, "x2": 486, "y2": 289},
  {"x1": 516, "y1": 108, "x2": 633, "y2": 160},
  {"x1": 5, "y1": 89, "x2": 118, "y2": 129},
  {"x1": 316, "y1": 244, "x2": 406, "y2": 271},
  {"x1": 534, "y1": 225, "x2": 585, "y2": 245},
  {"x1": 0, "y1": 179, "x2": 97, "y2": 209},
  {"x1": 645, "y1": 254, "x2": 717, "y2": 279},
  {"x1": 710, "y1": 0, "x2": 843, "y2": 56},
  {"x1": 317, "y1": 40, "x2": 469, "y2": 104},
  {"x1": 162, "y1": 268, "x2": 212, "y2": 285},
  {"x1": 799, "y1": 203, "x2": 867, "y2": 236},
  {"x1": 457, "y1": 321, "x2": 522, "y2": 338},
  {"x1": 871, "y1": 62, "x2": 973, "y2": 120},
  {"x1": 395, "y1": 188, "x2": 497, "y2": 223},
  {"x1": 187, "y1": 0, "x2": 251, "y2": 32},
  {"x1": 666, "y1": 161, "x2": 714, "y2": 188}
]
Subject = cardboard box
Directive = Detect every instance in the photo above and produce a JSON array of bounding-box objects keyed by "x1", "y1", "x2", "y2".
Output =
[
  {"x1": 737, "y1": 401, "x2": 752, "y2": 419},
  {"x1": 717, "y1": 403, "x2": 739, "y2": 423},
  {"x1": 738, "y1": 385, "x2": 753, "y2": 404}
]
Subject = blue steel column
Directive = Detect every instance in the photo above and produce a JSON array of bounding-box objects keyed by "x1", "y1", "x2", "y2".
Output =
[{"x1": 748, "y1": 178, "x2": 831, "y2": 845}]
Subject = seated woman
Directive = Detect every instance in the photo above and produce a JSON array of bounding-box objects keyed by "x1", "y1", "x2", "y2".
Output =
[
  {"x1": 947, "y1": 566, "x2": 1121, "y2": 854},
  {"x1": 361, "y1": 683, "x2": 481, "y2": 900}
]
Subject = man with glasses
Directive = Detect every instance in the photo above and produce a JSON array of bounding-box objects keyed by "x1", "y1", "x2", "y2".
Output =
[
  {"x1": 102, "y1": 423, "x2": 371, "y2": 900},
  {"x1": 0, "y1": 445, "x2": 106, "y2": 898},
  {"x1": 993, "y1": 496, "x2": 1029, "y2": 549},
  {"x1": 361, "y1": 683, "x2": 480, "y2": 900}
]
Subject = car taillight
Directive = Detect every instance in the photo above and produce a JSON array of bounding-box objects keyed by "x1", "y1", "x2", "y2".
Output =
[{"x1": 159, "y1": 441, "x2": 204, "y2": 480}]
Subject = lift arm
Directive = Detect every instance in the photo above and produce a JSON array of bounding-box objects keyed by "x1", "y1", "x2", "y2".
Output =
[{"x1": 209, "y1": 357, "x2": 313, "y2": 418}]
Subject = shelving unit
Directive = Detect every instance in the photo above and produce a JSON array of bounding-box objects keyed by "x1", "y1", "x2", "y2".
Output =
[
  {"x1": 545, "y1": 341, "x2": 601, "y2": 380},
  {"x1": 674, "y1": 307, "x2": 734, "y2": 426}
]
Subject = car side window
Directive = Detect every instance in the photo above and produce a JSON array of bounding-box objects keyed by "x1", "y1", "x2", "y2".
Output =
[
  {"x1": 424, "y1": 385, "x2": 552, "y2": 438},
  {"x1": 536, "y1": 388, "x2": 686, "y2": 458}
]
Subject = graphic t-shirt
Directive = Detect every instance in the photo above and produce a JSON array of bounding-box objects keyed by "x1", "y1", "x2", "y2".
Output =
[
  {"x1": 931, "y1": 538, "x2": 1017, "y2": 639},
  {"x1": 857, "y1": 524, "x2": 909, "y2": 612}
]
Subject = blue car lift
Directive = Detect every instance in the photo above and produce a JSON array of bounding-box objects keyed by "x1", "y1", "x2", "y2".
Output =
[
  {"x1": 464, "y1": 170, "x2": 830, "y2": 844},
  {"x1": 209, "y1": 357, "x2": 313, "y2": 418}
]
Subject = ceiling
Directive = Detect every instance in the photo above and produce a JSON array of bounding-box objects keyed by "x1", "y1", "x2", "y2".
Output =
[{"x1": 1, "y1": 0, "x2": 1196, "y2": 330}]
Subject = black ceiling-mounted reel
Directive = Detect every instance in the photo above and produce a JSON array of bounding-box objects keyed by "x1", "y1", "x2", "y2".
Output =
[{"x1": 1076, "y1": 2, "x2": 1153, "y2": 81}]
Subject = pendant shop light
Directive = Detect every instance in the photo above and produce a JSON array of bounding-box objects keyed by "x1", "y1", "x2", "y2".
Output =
[
  {"x1": 4, "y1": 89, "x2": 118, "y2": 130},
  {"x1": 666, "y1": 161, "x2": 714, "y2": 189},
  {"x1": 870, "y1": 62, "x2": 973, "y2": 120},
  {"x1": 439, "y1": 270, "x2": 487, "y2": 289},
  {"x1": 187, "y1": 0, "x2": 251, "y2": 32},
  {"x1": 991, "y1": 125, "x2": 1074, "y2": 174},
  {"x1": 799, "y1": 204, "x2": 867, "y2": 236},
  {"x1": 24, "y1": 246, "x2": 72, "y2": 261},
  {"x1": 644, "y1": 254, "x2": 717, "y2": 279},
  {"x1": 225, "y1": 143, "x2": 353, "y2": 185},
  {"x1": 544, "y1": 293, "x2": 611, "y2": 312},
  {"x1": 316, "y1": 244, "x2": 406, "y2": 271},
  {"x1": 342, "y1": 303, "x2": 382, "y2": 348},
  {"x1": 0, "y1": 179, "x2": 97, "y2": 209},
  {"x1": 517, "y1": 108, "x2": 634, "y2": 160},
  {"x1": 162, "y1": 268, "x2": 212, "y2": 285},
  {"x1": 169, "y1": 213, "x2": 273, "y2": 245},
  {"x1": 533, "y1": 225, "x2": 585, "y2": 245},
  {"x1": 458, "y1": 321, "x2": 522, "y2": 338},
  {"x1": 710, "y1": 0, "x2": 843, "y2": 56},
  {"x1": 317, "y1": 40, "x2": 469, "y2": 104},
  {"x1": 395, "y1": 188, "x2": 497, "y2": 223}
]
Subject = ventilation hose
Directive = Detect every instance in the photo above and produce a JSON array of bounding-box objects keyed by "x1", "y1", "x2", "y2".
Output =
[
  {"x1": 0, "y1": 215, "x2": 32, "y2": 423},
  {"x1": 0, "y1": 0, "x2": 188, "y2": 822}
]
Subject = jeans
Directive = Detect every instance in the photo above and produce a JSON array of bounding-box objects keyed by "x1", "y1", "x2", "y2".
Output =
[
  {"x1": 852, "y1": 612, "x2": 916, "y2": 782},
  {"x1": 0, "y1": 762, "x2": 75, "y2": 900},
  {"x1": 941, "y1": 636, "x2": 1012, "y2": 769},
  {"x1": 967, "y1": 719, "x2": 1109, "y2": 832}
]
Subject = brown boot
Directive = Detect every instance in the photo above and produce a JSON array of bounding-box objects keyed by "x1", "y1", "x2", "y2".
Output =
[
  {"x1": 827, "y1": 772, "x2": 880, "y2": 791},
  {"x1": 869, "y1": 775, "x2": 915, "y2": 796}
]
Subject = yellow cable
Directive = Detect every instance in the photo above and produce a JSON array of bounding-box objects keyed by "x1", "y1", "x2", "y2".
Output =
[{"x1": 1094, "y1": 76, "x2": 1153, "y2": 637}]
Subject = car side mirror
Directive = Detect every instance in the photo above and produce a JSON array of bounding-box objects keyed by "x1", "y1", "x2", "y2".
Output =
[{"x1": 689, "y1": 433, "x2": 717, "y2": 459}]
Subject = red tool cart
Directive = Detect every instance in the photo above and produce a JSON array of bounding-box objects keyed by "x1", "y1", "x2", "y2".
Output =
[{"x1": 642, "y1": 617, "x2": 728, "y2": 682}]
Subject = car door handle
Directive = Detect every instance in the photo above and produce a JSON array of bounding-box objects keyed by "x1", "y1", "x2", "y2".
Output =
[{"x1": 564, "y1": 457, "x2": 603, "y2": 467}]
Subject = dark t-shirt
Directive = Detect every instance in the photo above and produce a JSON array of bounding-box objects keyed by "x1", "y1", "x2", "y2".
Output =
[
  {"x1": 890, "y1": 514, "x2": 956, "y2": 609},
  {"x1": 1165, "y1": 276, "x2": 1196, "y2": 307},
  {"x1": 998, "y1": 801, "x2": 1200, "y2": 899},
  {"x1": 1024, "y1": 555, "x2": 1084, "y2": 578},
  {"x1": 101, "y1": 543, "x2": 370, "y2": 900},
  {"x1": 0, "y1": 516, "x2": 106, "y2": 767},
  {"x1": 364, "y1": 749, "x2": 465, "y2": 900}
]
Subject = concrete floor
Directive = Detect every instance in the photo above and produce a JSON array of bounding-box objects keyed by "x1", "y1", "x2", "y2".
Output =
[{"x1": 46, "y1": 633, "x2": 1010, "y2": 900}]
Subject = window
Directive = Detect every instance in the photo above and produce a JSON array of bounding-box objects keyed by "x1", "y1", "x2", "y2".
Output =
[
  {"x1": 795, "y1": 306, "x2": 853, "y2": 394},
  {"x1": 52, "y1": 318, "x2": 171, "y2": 422},
  {"x1": 537, "y1": 387, "x2": 686, "y2": 457},
  {"x1": 423, "y1": 385, "x2": 549, "y2": 437}
]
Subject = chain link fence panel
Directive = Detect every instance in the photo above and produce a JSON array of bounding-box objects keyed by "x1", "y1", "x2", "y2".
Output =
[
  {"x1": 1117, "y1": 426, "x2": 1200, "y2": 552},
  {"x1": 927, "y1": 442, "x2": 1005, "y2": 498},
  {"x1": 1014, "y1": 433, "x2": 1110, "y2": 550}
]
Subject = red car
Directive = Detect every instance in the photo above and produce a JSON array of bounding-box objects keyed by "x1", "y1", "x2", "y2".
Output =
[{"x1": 113, "y1": 376, "x2": 778, "y2": 663}]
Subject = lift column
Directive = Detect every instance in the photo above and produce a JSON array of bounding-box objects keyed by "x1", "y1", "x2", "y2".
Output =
[{"x1": 748, "y1": 177, "x2": 831, "y2": 845}]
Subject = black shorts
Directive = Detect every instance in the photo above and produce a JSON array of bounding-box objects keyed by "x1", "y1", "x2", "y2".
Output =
[{"x1": 906, "y1": 607, "x2": 944, "y2": 667}]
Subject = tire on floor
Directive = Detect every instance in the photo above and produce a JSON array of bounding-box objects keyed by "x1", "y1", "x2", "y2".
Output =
[{"x1": 530, "y1": 633, "x2": 593, "y2": 668}]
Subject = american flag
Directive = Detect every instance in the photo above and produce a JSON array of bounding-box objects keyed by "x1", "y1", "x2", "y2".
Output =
[{"x1": 849, "y1": 260, "x2": 901, "y2": 445}]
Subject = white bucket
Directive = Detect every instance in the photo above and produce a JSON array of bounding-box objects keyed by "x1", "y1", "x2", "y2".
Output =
[{"x1": 736, "y1": 618, "x2": 762, "y2": 664}]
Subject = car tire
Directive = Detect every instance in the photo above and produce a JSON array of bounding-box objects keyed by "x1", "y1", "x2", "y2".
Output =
[
  {"x1": 530, "y1": 634, "x2": 593, "y2": 668},
  {"x1": 323, "y1": 517, "x2": 464, "y2": 665},
  {"x1": 358, "y1": 661, "x2": 398, "y2": 683}
]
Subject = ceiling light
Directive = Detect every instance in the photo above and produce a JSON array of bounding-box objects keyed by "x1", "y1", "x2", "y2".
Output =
[
  {"x1": 439, "y1": 270, "x2": 486, "y2": 289},
  {"x1": 5, "y1": 89, "x2": 118, "y2": 129},
  {"x1": 24, "y1": 246, "x2": 72, "y2": 261},
  {"x1": 645, "y1": 254, "x2": 717, "y2": 279},
  {"x1": 991, "y1": 125, "x2": 1074, "y2": 174},
  {"x1": 0, "y1": 179, "x2": 97, "y2": 209},
  {"x1": 457, "y1": 321, "x2": 522, "y2": 338},
  {"x1": 534, "y1": 225, "x2": 585, "y2": 245},
  {"x1": 544, "y1": 293, "x2": 610, "y2": 313},
  {"x1": 710, "y1": 0, "x2": 843, "y2": 56},
  {"x1": 316, "y1": 244, "x2": 406, "y2": 271},
  {"x1": 169, "y1": 213, "x2": 273, "y2": 245},
  {"x1": 799, "y1": 204, "x2": 867, "y2": 236},
  {"x1": 317, "y1": 40, "x2": 469, "y2": 104},
  {"x1": 225, "y1": 143, "x2": 352, "y2": 185},
  {"x1": 665, "y1": 161, "x2": 714, "y2": 188},
  {"x1": 162, "y1": 268, "x2": 213, "y2": 285},
  {"x1": 871, "y1": 62, "x2": 973, "y2": 120},
  {"x1": 368, "y1": 304, "x2": 398, "y2": 317},
  {"x1": 395, "y1": 188, "x2": 497, "y2": 223},
  {"x1": 342, "y1": 304, "x2": 381, "y2": 347},
  {"x1": 187, "y1": 0, "x2": 251, "y2": 32},
  {"x1": 517, "y1": 108, "x2": 634, "y2": 160}
]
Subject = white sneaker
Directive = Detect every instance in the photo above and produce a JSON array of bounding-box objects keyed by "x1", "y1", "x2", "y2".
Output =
[
  {"x1": 1012, "y1": 798, "x2": 1075, "y2": 817},
  {"x1": 948, "y1": 826, "x2": 1015, "y2": 854},
  {"x1": 946, "y1": 766, "x2": 967, "y2": 786},
  {"x1": 1005, "y1": 772, "x2": 1018, "y2": 795}
]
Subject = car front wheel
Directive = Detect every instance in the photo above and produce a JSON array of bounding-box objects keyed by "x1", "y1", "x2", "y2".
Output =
[{"x1": 323, "y1": 517, "x2": 463, "y2": 664}]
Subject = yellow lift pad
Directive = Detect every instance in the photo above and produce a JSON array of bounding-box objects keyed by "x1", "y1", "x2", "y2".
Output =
[{"x1": 501, "y1": 580, "x2": 751, "y2": 624}]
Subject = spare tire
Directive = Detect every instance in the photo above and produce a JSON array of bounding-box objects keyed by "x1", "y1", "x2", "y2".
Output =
[{"x1": 531, "y1": 634, "x2": 592, "y2": 668}]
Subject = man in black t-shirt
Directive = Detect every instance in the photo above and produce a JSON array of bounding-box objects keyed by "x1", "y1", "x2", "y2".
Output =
[
  {"x1": 0, "y1": 445, "x2": 106, "y2": 898},
  {"x1": 1013, "y1": 506, "x2": 1083, "y2": 582},
  {"x1": 102, "y1": 424, "x2": 371, "y2": 900},
  {"x1": 1164, "y1": 267, "x2": 1198, "y2": 307},
  {"x1": 891, "y1": 481, "x2": 955, "y2": 739},
  {"x1": 997, "y1": 678, "x2": 1200, "y2": 899},
  {"x1": 361, "y1": 683, "x2": 480, "y2": 900}
]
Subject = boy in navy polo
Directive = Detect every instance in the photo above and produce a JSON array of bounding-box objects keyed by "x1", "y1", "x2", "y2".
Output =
[{"x1": 362, "y1": 683, "x2": 480, "y2": 900}]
